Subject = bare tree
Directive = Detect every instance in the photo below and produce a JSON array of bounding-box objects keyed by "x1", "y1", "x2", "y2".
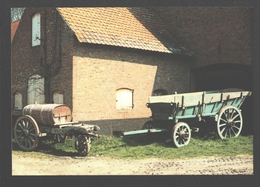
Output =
[
  {"x1": 11, "y1": 8, "x2": 25, "y2": 22},
  {"x1": 41, "y1": 8, "x2": 62, "y2": 103}
]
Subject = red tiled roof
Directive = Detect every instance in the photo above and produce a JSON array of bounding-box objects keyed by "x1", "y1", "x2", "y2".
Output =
[
  {"x1": 11, "y1": 20, "x2": 20, "y2": 42},
  {"x1": 57, "y1": 7, "x2": 193, "y2": 56}
]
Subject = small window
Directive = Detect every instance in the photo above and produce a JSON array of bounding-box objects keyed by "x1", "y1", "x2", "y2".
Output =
[
  {"x1": 53, "y1": 91, "x2": 64, "y2": 104},
  {"x1": 32, "y1": 13, "x2": 41, "y2": 46},
  {"x1": 14, "y1": 92, "x2": 22, "y2": 110},
  {"x1": 153, "y1": 89, "x2": 168, "y2": 96},
  {"x1": 116, "y1": 88, "x2": 133, "y2": 110}
]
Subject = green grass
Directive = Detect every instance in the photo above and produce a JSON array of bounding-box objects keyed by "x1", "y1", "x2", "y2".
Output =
[
  {"x1": 12, "y1": 132, "x2": 253, "y2": 159},
  {"x1": 89, "y1": 133, "x2": 253, "y2": 159}
]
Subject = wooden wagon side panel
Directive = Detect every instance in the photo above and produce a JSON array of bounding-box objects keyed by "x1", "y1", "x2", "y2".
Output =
[
  {"x1": 148, "y1": 94, "x2": 175, "y2": 103},
  {"x1": 147, "y1": 90, "x2": 251, "y2": 120},
  {"x1": 174, "y1": 93, "x2": 203, "y2": 107}
]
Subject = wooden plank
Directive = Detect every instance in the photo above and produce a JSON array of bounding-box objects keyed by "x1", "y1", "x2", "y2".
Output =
[
  {"x1": 149, "y1": 94, "x2": 175, "y2": 103},
  {"x1": 148, "y1": 91, "x2": 251, "y2": 108},
  {"x1": 204, "y1": 93, "x2": 221, "y2": 103},
  {"x1": 174, "y1": 93, "x2": 203, "y2": 107},
  {"x1": 149, "y1": 91, "x2": 204, "y2": 106}
]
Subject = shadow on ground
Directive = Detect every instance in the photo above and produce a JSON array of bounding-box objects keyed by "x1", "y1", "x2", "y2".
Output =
[{"x1": 12, "y1": 138, "x2": 79, "y2": 157}]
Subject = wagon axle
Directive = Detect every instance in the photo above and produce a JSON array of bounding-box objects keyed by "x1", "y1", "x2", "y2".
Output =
[
  {"x1": 227, "y1": 119, "x2": 235, "y2": 127},
  {"x1": 178, "y1": 130, "x2": 189, "y2": 140}
]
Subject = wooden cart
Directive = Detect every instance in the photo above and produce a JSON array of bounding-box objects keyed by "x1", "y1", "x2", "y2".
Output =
[
  {"x1": 13, "y1": 104, "x2": 100, "y2": 156},
  {"x1": 121, "y1": 88, "x2": 252, "y2": 148}
]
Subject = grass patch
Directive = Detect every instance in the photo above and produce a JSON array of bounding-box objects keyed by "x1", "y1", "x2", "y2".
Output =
[{"x1": 12, "y1": 132, "x2": 253, "y2": 159}]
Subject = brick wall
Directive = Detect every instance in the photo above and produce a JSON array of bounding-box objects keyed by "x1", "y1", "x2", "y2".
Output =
[
  {"x1": 71, "y1": 44, "x2": 191, "y2": 122},
  {"x1": 12, "y1": 8, "x2": 75, "y2": 111},
  {"x1": 153, "y1": 7, "x2": 253, "y2": 68},
  {"x1": 12, "y1": 7, "x2": 46, "y2": 114}
]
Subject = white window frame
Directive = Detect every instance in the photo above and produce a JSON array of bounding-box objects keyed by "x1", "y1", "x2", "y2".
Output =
[
  {"x1": 116, "y1": 88, "x2": 134, "y2": 110},
  {"x1": 27, "y1": 74, "x2": 45, "y2": 104},
  {"x1": 32, "y1": 13, "x2": 41, "y2": 46}
]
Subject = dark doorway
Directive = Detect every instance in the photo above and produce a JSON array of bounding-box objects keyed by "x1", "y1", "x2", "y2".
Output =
[{"x1": 193, "y1": 63, "x2": 253, "y2": 135}]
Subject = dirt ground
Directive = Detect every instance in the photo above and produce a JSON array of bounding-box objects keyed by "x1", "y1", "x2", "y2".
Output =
[{"x1": 12, "y1": 153, "x2": 253, "y2": 175}]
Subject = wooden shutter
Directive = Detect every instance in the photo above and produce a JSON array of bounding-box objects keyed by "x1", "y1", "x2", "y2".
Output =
[{"x1": 116, "y1": 89, "x2": 133, "y2": 109}]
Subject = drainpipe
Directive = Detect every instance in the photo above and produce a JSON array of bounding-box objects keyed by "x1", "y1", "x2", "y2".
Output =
[{"x1": 44, "y1": 7, "x2": 50, "y2": 103}]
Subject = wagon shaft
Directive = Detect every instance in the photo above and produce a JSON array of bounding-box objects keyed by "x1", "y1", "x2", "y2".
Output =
[{"x1": 43, "y1": 124, "x2": 100, "y2": 137}]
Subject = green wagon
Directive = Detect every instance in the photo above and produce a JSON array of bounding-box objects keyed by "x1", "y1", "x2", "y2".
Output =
[{"x1": 122, "y1": 88, "x2": 252, "y2": 148}]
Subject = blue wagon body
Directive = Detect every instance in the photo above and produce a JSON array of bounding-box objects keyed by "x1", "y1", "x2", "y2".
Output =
[
  {"x1": 122, "y1": 88, "x2": 252, "y2": 147},
  {"x1": 147, "y1": 89, "x2": 250, "y2": 122}
]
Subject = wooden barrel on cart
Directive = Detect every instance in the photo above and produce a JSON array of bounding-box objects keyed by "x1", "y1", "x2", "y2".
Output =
[{"x1": 22, "y1": 104, "x2": 72, "y2": 126}]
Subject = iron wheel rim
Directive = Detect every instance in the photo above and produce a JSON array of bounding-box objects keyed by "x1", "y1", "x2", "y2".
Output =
[
  {"x1": 172, "y1": 122, "x2": 191, "y2": 148},
  {"x1": 217, "y1": 105, "x2": 243, "y2": 139},
  {"x1": 77, "y1": 135, "x2": 90, "y2": 156},
  {"x1": 14, "y1": 115, "x2": 39, "y2": 151}
]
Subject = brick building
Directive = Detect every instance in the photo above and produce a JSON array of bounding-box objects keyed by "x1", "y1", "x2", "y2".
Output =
[{"x1": 11, "y1": 7, "x2": 253, "y2": 135}]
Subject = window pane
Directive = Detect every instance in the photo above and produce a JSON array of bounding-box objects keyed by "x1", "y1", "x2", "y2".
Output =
[
  {"x1": 32, "y1": 13, "x2": 41, "y2": 46},
  {"x1": 14, "y1": 92, "x2": 22, "y2": 110},
  {"x1": 27, "y1": 74, "x2": 45, "y2": 104},
  {"x1": 53, "y1": 92, "x2": 64, "y2": 104}
]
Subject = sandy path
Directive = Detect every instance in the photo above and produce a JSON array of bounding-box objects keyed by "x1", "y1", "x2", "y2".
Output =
[{"x1": 12, "y1": 153, "x2": 253, "y2": 175}]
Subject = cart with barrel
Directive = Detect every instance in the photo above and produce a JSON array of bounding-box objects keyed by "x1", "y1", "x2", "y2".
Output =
[
  {"x1": 121, "y1": 88, "x2": 252, "y2": 148},
  {"x1": 13, "y1": 104, "x2": 100, "y2": 156}
]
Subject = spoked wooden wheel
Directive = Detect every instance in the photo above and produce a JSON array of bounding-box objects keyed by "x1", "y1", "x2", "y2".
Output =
[
  {"x1": 14, "y1": 115, "x2": 40, "y2": 151},
  {"x1": 217, "y1": 105, "x2": 243, "y2": 139},
  {"x1": 76, "y1": 135, "x2": 90, "y2": 156},
  {"x1": 142, "y1": 121, "x2": 154, "y2": 129},
  {"x1": 142, "y1": 121, "x2": 155, "y2": 141},
  {"x1": 171, "y1": 122, "x2": 191, "y2": 148}
]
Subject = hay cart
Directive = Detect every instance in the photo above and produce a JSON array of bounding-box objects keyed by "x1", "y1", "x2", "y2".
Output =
[
  {"x1": 13, "y1": 104, "x2": 100, "y2": 156},
  {"x1": 121, "y1": 89, "x2": 252, "y2": 148}
]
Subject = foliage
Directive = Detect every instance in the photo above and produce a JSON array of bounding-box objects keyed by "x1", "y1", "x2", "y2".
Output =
[{"x1": 11, "y1": 8, "x2": 25, "y2": 22}]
